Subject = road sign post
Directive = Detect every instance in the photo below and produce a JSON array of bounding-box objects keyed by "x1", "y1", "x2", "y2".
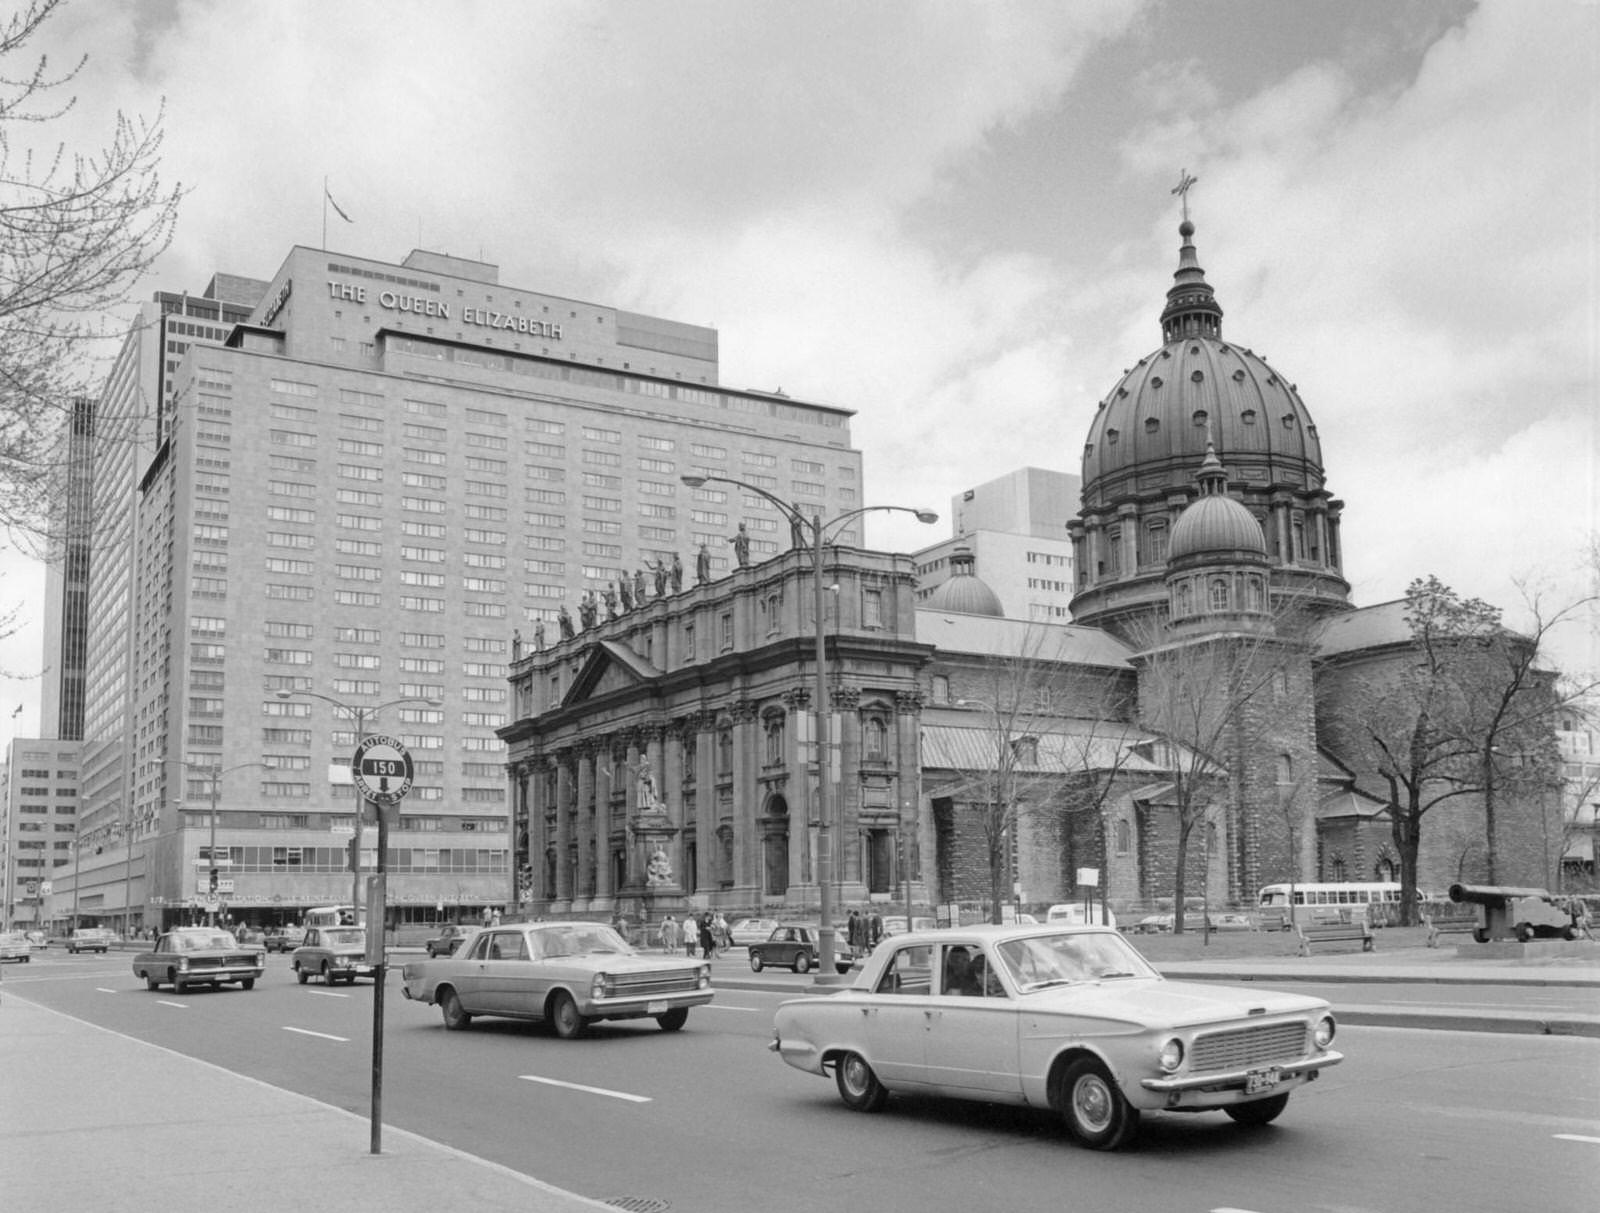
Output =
[{"x1": 349, "y1": 734, "x2": 413, "y2": 1156}]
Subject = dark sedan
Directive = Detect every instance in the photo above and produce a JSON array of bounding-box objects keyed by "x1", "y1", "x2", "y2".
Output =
[
  {"x1": 747, "y1": 923, "x2": 854, "y2": 975},
  {"x1": 132, "y1": 928, "x2": 266, "y2": 993},
  {"x1": 425, "y1": 923, "x2": 470, "y2": 958}
]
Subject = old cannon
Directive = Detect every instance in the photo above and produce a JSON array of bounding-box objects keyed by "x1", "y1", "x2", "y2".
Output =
[{"x1": 1447, "y1": 884, "x2": 1580, "y2": 943}]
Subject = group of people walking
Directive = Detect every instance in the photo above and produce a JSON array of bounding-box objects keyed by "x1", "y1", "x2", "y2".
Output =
[{"x1": 656, "y1": 911, "x2": 729, "y2": 959}]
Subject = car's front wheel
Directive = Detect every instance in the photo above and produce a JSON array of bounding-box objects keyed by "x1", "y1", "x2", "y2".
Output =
[
  {"x1": 835, "y1": 1051, "x2": 889, "y2": 1113},
  {"x1": 145, "y1": 973, "x2": 160, "y2": 991},
  {"x1": 440, "y1": 987, "x2": 471, "y2": 1030},
  {"x1": 171, "y1": 971, "x2": 185, "y2": 995},
  {"x1": 793, "y1": 952, "x2": 811, "y2": 975},
  {"x1": 656, "y1": 1007, "x2": 689, "y2": 1032},
  {"x1": 295, "y1": 963, "x2": 308, "y2": 985},
  {"x1": 321, "y1": 963, "x2": 335, "y2": 985},
  {"x1": 1225, "y1": 1093, "x2": 1290, "y2": 1127},
  {"x1": 240, "y1": 978, "x2": 255, "y2": 991},
  {"x1": 1058, "y1": 1057, "x2": 1139, "y2": 1150},
  {"x1": 549, "y1": 991, "x2": 588, "y2": 1039},
  {"x1": 749, "y1": 952, "x2": 764, "y2": 972}
]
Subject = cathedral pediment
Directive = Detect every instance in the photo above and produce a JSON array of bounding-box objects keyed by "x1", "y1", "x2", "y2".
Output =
[{"x1": 562, "y1": 640, "x2": 663, "y2": 707}]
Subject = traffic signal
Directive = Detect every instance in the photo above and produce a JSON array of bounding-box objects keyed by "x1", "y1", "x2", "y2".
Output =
[
  {"x1": 208, "y1": 868, "x2": 219, "y2": 893},
  {"x1": 347, "y1": 835, "x2": 360, "y2": 872}
]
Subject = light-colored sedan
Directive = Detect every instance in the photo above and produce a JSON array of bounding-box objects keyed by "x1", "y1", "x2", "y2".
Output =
[
  {"x1": 771, "y1": 923, "x2": 1341, "y2": 1151},
  {"x1": 290, "y1": 925, "x2": 375, "y2": 985},
  {"x1": 0, "y1": 931, "x2": 31, "y2": 963},
  {"x1": 400, "y1": 921, "x2": 713, "y2": 1038}
]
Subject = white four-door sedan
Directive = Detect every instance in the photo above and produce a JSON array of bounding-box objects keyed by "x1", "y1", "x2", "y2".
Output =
[
  {"x1": 728, "y1": 917, "x2": 780, "y2": 947},
  {"x1": 771, "y1": 923, "x2": 1341, "y2": 1151},
  {"x1": 401, "y1": 921, "x2": 713, "y2": 1037}
]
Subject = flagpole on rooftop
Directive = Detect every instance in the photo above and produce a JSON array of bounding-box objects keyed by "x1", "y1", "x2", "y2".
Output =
[{"x1": 322, "y1": 175, "x2": 328, "y2": 250}]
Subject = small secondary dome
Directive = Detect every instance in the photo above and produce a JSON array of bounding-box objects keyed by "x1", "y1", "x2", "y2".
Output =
[
  {"x1": 1168, "y1": 443, "x2": 1267, "y2": 563},
  {"x1": 924, "y1": 546, "x2": 1005, "y2": 617}
]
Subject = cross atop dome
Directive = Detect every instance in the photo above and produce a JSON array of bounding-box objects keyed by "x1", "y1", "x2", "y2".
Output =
[{"x1": 1159, "y1": 170, "x2": 1223, "y2": 343}]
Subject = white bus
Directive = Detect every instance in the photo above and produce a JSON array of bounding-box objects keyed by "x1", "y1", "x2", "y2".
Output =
[
  {"x1": 1257, "y1": 882, "x2": 1415, "y2": 927},
  {"x1": 304, "y1": 904, "x2": 360, "y2": 928}
]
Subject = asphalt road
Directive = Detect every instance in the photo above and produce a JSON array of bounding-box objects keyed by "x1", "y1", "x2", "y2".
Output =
[{"x1": 9, "y1": 952, "x2": 1599, "y2": 1213}]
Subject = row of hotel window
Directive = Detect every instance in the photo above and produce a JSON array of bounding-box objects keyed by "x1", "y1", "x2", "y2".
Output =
[
  {"x1": 200, "y1": 845, "x2": 509, "y2": 873},
  {"x1": 187, "y1": 784, "x2": 507, "y2": 801},
  {"x1": 198, "y1": 371, "x2": 849, "y2": 466}
]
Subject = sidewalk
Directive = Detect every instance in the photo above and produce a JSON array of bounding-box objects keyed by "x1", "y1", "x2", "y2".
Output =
[{"x1": 0, "y1": 993, "x2": 610, "y2": 1213}]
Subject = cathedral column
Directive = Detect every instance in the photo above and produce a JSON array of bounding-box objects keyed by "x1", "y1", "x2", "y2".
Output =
[
  {"x1": 728, "y1": 701, "x2": 759, "y2": 902},
  {"x1": 554, "y1": 751, "x2": 575, "y2": 906},
  {"x1": 595, "y1": 738, "x2": 615, "y2": 903},
  {"x1": 575, "y1": 745, "x2": 595, "y2": 904}
]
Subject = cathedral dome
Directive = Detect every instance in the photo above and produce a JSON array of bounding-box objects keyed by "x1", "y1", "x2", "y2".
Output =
[
  {"x1": 924, "y1": 546, "x2": 1004, "y2": 617},
  {"x1": 1079, "y1": 220, "x2": 1326, "y2": 507},
  {"x1": 1067, "y1": 209, "x2": 1352, "y2": 636}
]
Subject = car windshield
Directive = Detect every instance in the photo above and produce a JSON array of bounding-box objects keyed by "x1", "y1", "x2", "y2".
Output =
[
  {"x1": 177, "y1": 932, "x2": 237, "y2": 951},
  {"x1": 995, "y1": 931, "x2": 1156, "y2": 991},
  {"x1": 532, "y1": 924, "x2": 632, "y2": 957},
  {"x1": 323, "y1": 928, "x2": 365, "y2": 946}
]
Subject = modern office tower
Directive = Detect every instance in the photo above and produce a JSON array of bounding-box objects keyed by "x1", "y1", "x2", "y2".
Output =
[
  {"x1": 59, "y1": 246, "x2": 863, "y2": 931},
  {"x1": 914, "y1": 467, "x2": 1080, "y2": 622},
  {"x1": 2, "y1": 739, "x2": 79, "y2": 931},
  {"x1": 38, "y1": 397, "x2": 97, "y2": 742}
]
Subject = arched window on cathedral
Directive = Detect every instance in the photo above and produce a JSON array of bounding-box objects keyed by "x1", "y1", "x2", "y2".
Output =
[
  {"x1": 1208, "y1": 577, "x2": 1230, "y2": 611},
  {"x1": 862, "y1": 716, "x2": 888, "y2": 762},
  {"x1": 1106, "y1": 526, "x2": 1122, "y2": 575},
  {"x1": 1247, "y1": 575, "x2": 1264, "y2": 611},
  {"x1": 1115, "y1": 819, "x2": 1130, "y2": 855},
  {"x1": 1176, "y1": 581, "x2": 1192, "y2": 617},
  {"x1": 1141, "y1": 520, "x2": 1169, "y2": 567},
  {"x1": 1330, "y1": 855, "x2": 1347, "y2": 881},
  {"x1": 716, "y1": 725, "x2": 733, "y2": 777}
]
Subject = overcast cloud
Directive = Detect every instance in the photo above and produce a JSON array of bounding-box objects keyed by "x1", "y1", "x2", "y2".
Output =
[{"x1": 2, "y1": 0, "x2": 1593, "y2": 731}]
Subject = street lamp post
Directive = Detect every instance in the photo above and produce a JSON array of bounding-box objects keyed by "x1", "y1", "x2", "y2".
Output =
[
  {"x1": 682, "y1": 474, "x2": 935, "y2": 975},
  {"x1": 165, "y1": 760, "x2": 269, "y2": 927}
]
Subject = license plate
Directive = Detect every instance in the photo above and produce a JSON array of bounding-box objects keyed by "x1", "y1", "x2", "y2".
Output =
[
  {"x1": 646, "y1": 1000, "x2": 668, "y2": 1015},
  {"x1": 1245, "y1": 1066, "x2": 1281, "y2": 1094}
]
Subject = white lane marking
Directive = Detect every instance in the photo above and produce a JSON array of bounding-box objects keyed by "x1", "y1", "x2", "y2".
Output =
[
  {"x1": 284, "y1": 1026, "x2": 350, "y2": 1043},
  {"x1": 1555, "y1": 1134, "x2": 1600, "y2": 1144},
  {"x1": 699, "y1": 1003, "x2": 762, "y2": 1012},
  {"x1": 306, "y1": 989, "x2": 348, "y2": 998},
  {"x1": 1211, "y1": 1208, "x2": 1266, "y2": 1212},
  {"x1": 96, "y1": 987, "x2": 119, "y2": 993},
  {"x1": 519, "y1": 1074, "x2": 651, "y2": 1103},
  {"x1": 157, "y1": 1000, "x2": 187, "y2": 1008}
]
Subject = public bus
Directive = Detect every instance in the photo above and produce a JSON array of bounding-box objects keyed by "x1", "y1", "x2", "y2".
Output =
[
  {"x1": 304, "y1": 904, "x2": 360, "y2": 928},
  {"x1": 1257, "y1": 881, "x2": 1417, "y2": 927}
]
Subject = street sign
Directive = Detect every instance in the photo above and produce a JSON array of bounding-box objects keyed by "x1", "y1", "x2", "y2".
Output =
[{"x1": 350, "y1": 734, "x2": 414, "y2": 805}]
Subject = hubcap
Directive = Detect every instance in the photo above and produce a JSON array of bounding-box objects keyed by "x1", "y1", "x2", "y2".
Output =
[{"x1": 1075, "y1": 1077, "x2": 1112, "y2": 1130}]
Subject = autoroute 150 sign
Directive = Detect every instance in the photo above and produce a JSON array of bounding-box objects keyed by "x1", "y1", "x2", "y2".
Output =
[{"x1": 350, "y1": 734, "x2": 414, "y2": 805}]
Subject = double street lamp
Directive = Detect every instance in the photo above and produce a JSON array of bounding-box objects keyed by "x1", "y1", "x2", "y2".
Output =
[
  {"x1": 681, "y1": 474, "x2": 936, "y2": 975},
  {"x1": 275, "y1": 691, "x2": 442, "y2": 916},
  {"x1": 168, "y1": 760, "x2": 269, "y2": 926}
]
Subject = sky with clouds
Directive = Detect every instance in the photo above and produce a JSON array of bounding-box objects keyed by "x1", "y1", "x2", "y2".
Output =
[{"x1": 2, "y1": 0, "x2": 1594, "y2": 736}]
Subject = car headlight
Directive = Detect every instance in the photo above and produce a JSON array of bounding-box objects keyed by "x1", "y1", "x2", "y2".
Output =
[
  {"x1": 1158, "y1": 1038, "x2": 1184, "y2": 1072},
  {"x1": 1313, "y1": 1015, "x2": 1336, "y2": 1049},
  {"x1": 177, "y1": 958, "x2": 189, "y2": 972},
  {"x1": 591, "y1": 973, "x2": 614, "y2": 998},
  {"x1": 697, "y1": 964, "x2": 711, "y2": 990}
]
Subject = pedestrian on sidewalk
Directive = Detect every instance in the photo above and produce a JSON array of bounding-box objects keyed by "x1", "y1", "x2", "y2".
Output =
[
  {"x1": 698, "y1": 911, "x2": 715, "y2": 960},
  {"x1": 659, "y1": 915, "x2": 679, "y2": 954},
  {"x1": 685, "y1": 914, "x2": 699, "y2": 958}
]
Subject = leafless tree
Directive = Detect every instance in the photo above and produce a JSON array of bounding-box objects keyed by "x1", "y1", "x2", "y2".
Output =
[
  {"x1": 1, "y1": 0, "x2": 185, "y2": 545},
  {"x1": 925, "y1": 625, "x2": 1138, "y2": 923}
]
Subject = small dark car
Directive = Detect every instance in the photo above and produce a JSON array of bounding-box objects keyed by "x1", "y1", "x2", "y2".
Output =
[
  {"x1": 425, "y1": 923, "x2": 470, "y2": 958},
  {"x1": 747, "y1": 923, "x2": 854, "y2": 975},
  {"x1": 262, "y1": 926, "x2": 306, "y2": 952}
]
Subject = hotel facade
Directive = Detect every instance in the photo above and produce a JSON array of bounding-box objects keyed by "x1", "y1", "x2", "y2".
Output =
[{"x1": 52, "y1": 246, "x2": 862, "y2": 931}]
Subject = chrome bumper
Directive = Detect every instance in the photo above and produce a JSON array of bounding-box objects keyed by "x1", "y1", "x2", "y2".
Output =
[{"x1": 1141, "y1": 1048, "x2": 1343, "y2": 1093}]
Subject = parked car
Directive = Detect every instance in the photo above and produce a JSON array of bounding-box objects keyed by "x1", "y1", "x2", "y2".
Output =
[
  {"x1": 424, "y1": 923, "x2": 471, "y2": 958},
  {"x1": 131, "y1": 928, "x2": 266, "y2": 993},
  {"x1": 728, "y1": 917, "x2": 780, "y2": 947},
  {"x1": 262, "y1": 926, "x2": 306, "y2": 953},
  {"x1": 1045, "y1": 903, "x2": 1117, "y2": 928},
  {"x1": 67, "y1": 928, "x2": 114, "y2": 954},
  {"x1": 291, "y1": 925, "x2": 375, "y2": 985},
  {"x1": 747, "y1": 923, "x2": 854, "y2": 975},
  {"x1": 0, "y1": 931, "x2": 31, "y2": 962},
  {"x1": 771, "y1": 923, "x2": 1341, "y2": 1151},
  {"x1": 400, "y1": 921, "x2": 713, "y2": 1037}
]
